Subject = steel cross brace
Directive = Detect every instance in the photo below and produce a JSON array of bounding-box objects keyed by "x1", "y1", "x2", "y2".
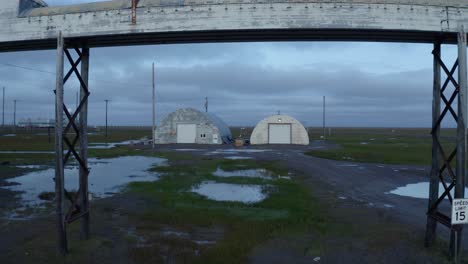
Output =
[
  {"x1": 54, "y1": 32, "x2": 91, "y2": 255},
  {"x1": 425, "y1": 27, "x2": 468, "y2": 261}
]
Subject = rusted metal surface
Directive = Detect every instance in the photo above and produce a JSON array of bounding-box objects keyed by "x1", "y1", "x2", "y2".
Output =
[
  {"x1": 54, "y1": 31, "x2": 67, "y2": 255},
  {"x1": 132, "y1": 0, "x2": 137, "y2": 24},
  {"x1": 425, "y1": 27, "x2": 468, "y2": 260},
  {"x1": 54, "y1": 35, "x2": 91, "y2": 253}
]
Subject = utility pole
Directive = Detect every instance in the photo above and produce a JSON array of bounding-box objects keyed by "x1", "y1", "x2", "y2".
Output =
[
  {"x1": 205, "y1": 97, "x2": 208, "y2": 113},
  {"x1": 2, "y1": 87, "x2": 4, "y2": 128},
  {"x1": 104, "y1": 99, "x2": 109, "y2": 137},
  {"x1": 13, "y1": 99, "x2": 17, "y2": 127},
  {"x1": 322, "y1": 96, "x2": 326, "y2": 140},
  {"x1": 152, "y1": 62, "x2": 156, "y2": 150}
]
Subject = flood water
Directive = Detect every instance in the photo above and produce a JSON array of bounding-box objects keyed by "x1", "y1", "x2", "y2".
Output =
[
  {"x1": 4, "y1": 156, "x2": 166, "y2": 206},
  {"x1": 88, "y1": 140, "x2": 139, "y2": 149},
  {"x1": 224, "y1": 156, "x2": 253, "y2": 160},
  {"x1": 206, "y1": 149, "x2": 271, "y2": 155},
  {"x1": 191, "y1": 181, "x2": 267, "y2": 203},
  {"x1": 389, "y1": 182, "x2": 468, "y2": 199},
  {"x1": 213, "y1": 167, "x2": 273, "y2": 179},
  {"x1": 0, "y1": 151, "x2": 54, "y2": 154}
]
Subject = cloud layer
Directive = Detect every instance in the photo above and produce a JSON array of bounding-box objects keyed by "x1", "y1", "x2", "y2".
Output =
[{"x1": 0, "y1": 0, "x2": 463, "y2": 127}]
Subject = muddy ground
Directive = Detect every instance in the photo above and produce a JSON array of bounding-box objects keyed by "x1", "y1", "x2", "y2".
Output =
[{"x1": 0, "y1": 142, "x2": 464, "y2": 263}]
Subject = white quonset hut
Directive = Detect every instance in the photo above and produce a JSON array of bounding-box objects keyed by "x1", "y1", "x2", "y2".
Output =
[
  {"x1": 250, "y1": 114, "x2": 309, "y2": 145},
  {"x1": 155, "y1": 108, "x2": 232, "y2": 144}
]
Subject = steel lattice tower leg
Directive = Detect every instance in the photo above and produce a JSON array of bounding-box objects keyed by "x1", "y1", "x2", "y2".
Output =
[
  {"x1": 54, "y1": 31, "x2": 91, "y2": 254},
  {"x1": 425, "y1": 41, "x2": 441, "y2": 247},
  {"x1": 425, "y1": 27, "x2": 467, "y2": 260}
]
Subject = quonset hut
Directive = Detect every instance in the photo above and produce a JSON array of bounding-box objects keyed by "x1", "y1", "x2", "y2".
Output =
[
  {"x1": 155, "y1": 108, "x2": 232, "y2": 144},
  {"x1": 250, "y1": 114, "x2": 309, "y2": 145}
]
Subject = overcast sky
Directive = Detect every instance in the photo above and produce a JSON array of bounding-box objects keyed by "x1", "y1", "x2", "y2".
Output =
[{"x1": 0, "y1": 0, "x2": 464, "y2": 127}]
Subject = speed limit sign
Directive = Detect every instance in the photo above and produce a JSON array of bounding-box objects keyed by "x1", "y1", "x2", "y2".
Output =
[{"x1": 452, "y1": 199, "x2": 468, "y2": 225}]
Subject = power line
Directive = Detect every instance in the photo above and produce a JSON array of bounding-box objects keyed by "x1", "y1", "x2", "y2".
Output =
[{"x1": 0, "y1": 62, "x2": 150, "y2": 88}]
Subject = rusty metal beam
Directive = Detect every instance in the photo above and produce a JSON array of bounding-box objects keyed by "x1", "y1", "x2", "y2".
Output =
[
  {"x1": 132, "y1": 0, "x2": 137, "y2": 25},
  {"x1": 54, "y1": 31, "x2": 67, "y2": 255},
  {"x1": 54, "y1": 33, "x2": 91, "y2": 254}
]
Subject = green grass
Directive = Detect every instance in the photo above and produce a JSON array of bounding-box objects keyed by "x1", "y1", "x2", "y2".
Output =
[
  {"x1": 305, "y1": 128, "x2": 456, "y2": 165},
  {"x1": 0, "y1": 127, "x2": 150, "y2": 152},
  {"x1": 125, "y1": 158, "x2": 327, "y2": 263},
  {"x1": 0, "y1": 128, "x2": 151, "y2": 175}
]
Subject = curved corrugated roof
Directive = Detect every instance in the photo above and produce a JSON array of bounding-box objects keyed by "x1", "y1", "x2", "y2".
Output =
[{"x1": 158, "y1": 107, "x2": 232, "y2": 143}]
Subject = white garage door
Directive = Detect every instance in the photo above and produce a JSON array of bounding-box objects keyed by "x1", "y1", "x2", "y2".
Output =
[
  {"x1": 177, "y1": 124, "x2": 197, "y2": 143},
  {"x1": 269, "y1": 124, "x2": 291, "y2": 144}
]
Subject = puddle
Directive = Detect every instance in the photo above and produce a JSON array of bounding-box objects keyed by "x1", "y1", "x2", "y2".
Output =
[
  {"x1": 89, "y1": 140, "x2": 139, "y2": 149},
  {"x1": 160, "y1": 226, "x2": 222, "y2": 248},
  {"x1": 206, "y1": 149, "x2": 271, "y2": 155},
  {"x1": 16, "y1": 165, "x2": 44, "y2": 169},
  {"x1": 175, "y1": 149, "x2": 203, "y2": 152},
  {"x1": 213, "y1": 167, "x2": 273, "y2": 179},
  {"x1": 360, "y1": 142, "x2": 369, "y2": 145},
  {"x1": 383, "y1": 204, "x2": 394, "y2": 208},
  {"x1": 224, "y1": 156, "x2": 253, "y2": 160},
  {"x1": 338, "y1": 164, "x2": 358, "y2": 167},
  {"x1": 191, "y1": 181, "x2": 267, "y2": 203},
  {"x1": 0, "y1": 150, "x2": 54, "y2": 154},
  {"x1": 2, "y1": 134, "x2": 16, "y2": 137},
  {"x1": 4, "y1": 156, "x2": 166, "y2": 206},
  {"x1": 389, "y1": 182, "x2": 468, "y2": 199}
]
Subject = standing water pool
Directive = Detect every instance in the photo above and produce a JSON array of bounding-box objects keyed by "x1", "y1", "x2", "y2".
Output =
[{"x1": 3, "y1": 156, "x2": 166, "y2": 206}]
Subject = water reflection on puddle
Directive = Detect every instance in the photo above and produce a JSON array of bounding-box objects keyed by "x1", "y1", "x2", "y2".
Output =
[
  {"x1": 206, "y1": 149, "x2": 271, "y2": 155},
  {"x1": 4, "y1": 156, "x2": 166, "y2": 206},
  {"x1": 89, "y1": 140, "x2": 138, "y2": 149},
  {"x1": 213, "y1": 167, "x2": 273, "y2": 179},
  {"x1": 224, "y1": 156, "x2": 253, "y2": 160},
  {"x1": 389, "y1": 182, "x2": 468, "y2": 199},
  {"x1": 191, "y1": 181, "x2": 267, "y2": 203},
  {"x1": 0, "y1": 151, "x2": 54, "y2": 154}
]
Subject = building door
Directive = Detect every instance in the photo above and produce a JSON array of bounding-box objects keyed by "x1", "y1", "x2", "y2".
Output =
[
  {"x1": 177, "y1": 124, "x2": 197, "y2": 143},
  {"x1": 269, "y1": 124, "x2": 291, "y2": 144}
]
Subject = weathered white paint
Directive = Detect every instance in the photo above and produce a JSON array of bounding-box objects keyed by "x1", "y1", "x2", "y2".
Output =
[
  {"x1": 251, "y1": 114, "x2": 309, "y2": 145},
  {"x1": 176, "y1": 123, "x2": 197, "y2": 143},
  {"x1": 1, "y1": 0, "x2": 468, "y2": 51},
  {"x1": 155, "y1": 108, "x2": 232, "y2": 144},
  {"x1": 269, "y1": 124, "x2": 291, "y2": 144}
]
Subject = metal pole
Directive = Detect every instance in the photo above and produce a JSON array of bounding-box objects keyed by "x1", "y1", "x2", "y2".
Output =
[
  {"x1": 79, "y1": 46, "x2": 90, "y2": 240},
  {"x1": 323, "y1": 96, "x2": 326, "y2": 140},
  {"x1": 425, "y1": 42, "x2": 441, "y2": 247},
  {"x1": 152, "y1": 62, "x2": 156, "y2": 150},
  {"x1": 54, "y1": 31, "x2": 67, "y2": 255},
  {"x1": 13, "y1": 99, "x2": 16, "y2": 127},
  {"x1": 2, "y1": 86, "x2": 4, "y2": 128},
  {"x1": 452, "y1": 26, "x2": 467, "y2": 260},
  {"x1": 105, "y1": 99, "x2": 109, "y2": 137},
  {"x1": 205, "y1": 97, "x2": 208, "y2": 113}
]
